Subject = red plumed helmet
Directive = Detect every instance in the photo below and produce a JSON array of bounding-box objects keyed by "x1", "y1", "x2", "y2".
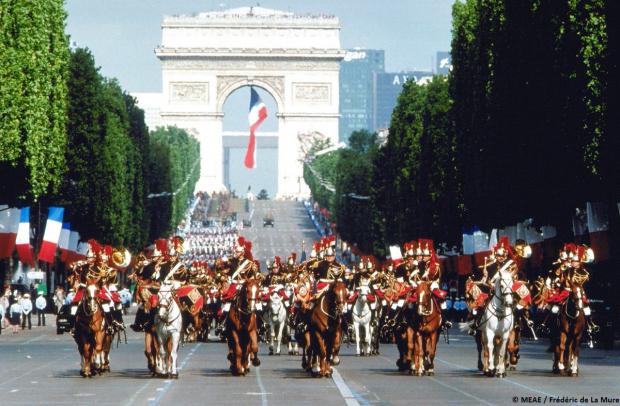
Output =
[
  {"x1": 155, "y1": 239, "x2": 168, "y2": 256},
  {"x1": 87, "y1": 239, "x2": 102, "y2": 258},
  {"x1": 494, "y1": 236, "x2": 513, "y2": 257},
  {"x1": 274, "y1": 256, "x2": 281, "y2": 265}
]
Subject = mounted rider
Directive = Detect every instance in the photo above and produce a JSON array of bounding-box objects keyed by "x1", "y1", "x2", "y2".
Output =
[
  {"x1": 539, "y1": 243, "x2": 598, "y2": 334},
  {"x1": 220, "y1": 236, "x2": 260, "y2": 316},
  {"x1": 417, "y1": 239, "x2": 451, "y2": 329},
  {"x1": 129, "y1": 240, "x2": 168, "y2": 332},
  {"x1": 466, "y1": 236, "x2": 532, "y2": 334},
  {"x1": 312, "y1": 236, "x2": 346, "y2": 298},
  {"x1": 263, "y1": 256, "x2": 288, "y2": 302}
]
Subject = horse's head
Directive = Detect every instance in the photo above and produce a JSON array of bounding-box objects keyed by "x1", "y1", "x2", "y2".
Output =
[
  {"x1": 331, "y1": 281, "x2": 348, "y2": 316},
  {"x1": 269, "y1": 290, "x2": 282, "y2": 312},
  {"x1": 157, "y1": 283, "x2": 175, "y2": 319},
  {"x1": 357, "y1": 285, "x2": 370, "y2": 303},
  {"x1": 242, "y1": 279, "x2": 260, "y2": 313},
  {"x1": 416, "y1": 281, "x2": 433, "y2": 316},
  {"x1": 85, "y1": 279, "x2": 100, "y2": 314},
  {"x1": 495, "y1": 269, "x2": 514, "y2": 307}
]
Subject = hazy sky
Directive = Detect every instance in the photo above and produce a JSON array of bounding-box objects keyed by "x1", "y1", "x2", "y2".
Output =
[{"x1": 65, "y1": 0, "x2": 456, "y2": 93}]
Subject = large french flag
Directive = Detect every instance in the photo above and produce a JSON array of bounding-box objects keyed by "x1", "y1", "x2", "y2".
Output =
[
  {"x1": 16, "y1": 207, "x2": 34, "y2": 266},
  {"x1": 244, "y1": 87, "x2": 268, "y2": 169},
  {"x1": 58, "y1": 222, "x2": 71, "y2": 262},
  {"x1": 38, "y1": 207, "x2": 64, "y2": 263},
  {"x1": 0, "y1": 206, "x2": 20, "y2": 258}
]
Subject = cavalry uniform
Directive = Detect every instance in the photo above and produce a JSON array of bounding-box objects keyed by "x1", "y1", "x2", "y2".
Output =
[
  {"x1": 540, "y1": 243, "x2": 598, "y2": 334},
  {"x1": 466, "y1": 237, "x2": 531, "y2": 334}
]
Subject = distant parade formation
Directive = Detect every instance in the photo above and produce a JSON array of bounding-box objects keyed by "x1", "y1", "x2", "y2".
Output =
[{"x1": 61, "y1": 225, "x2": 599, "y2": 379}]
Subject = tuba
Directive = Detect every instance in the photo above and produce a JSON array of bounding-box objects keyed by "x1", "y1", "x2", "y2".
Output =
[{"x1": 111, "y1": 248, "x2": 132, "y2": 271}]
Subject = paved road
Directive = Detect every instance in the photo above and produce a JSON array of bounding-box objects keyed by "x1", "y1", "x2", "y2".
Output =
[{"x1": 1, "y1": 200, "x2": 619, "y2": 406}]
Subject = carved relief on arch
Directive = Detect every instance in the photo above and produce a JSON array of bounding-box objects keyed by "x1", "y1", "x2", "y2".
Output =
[{"x1": 216, "y1": 75, "x2": 284, "y2": 111}]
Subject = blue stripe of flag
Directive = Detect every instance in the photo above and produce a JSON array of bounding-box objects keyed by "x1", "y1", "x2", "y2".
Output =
[
  {"x1": 20, "y1": 207, "x2": 30, "y2": 223},
  {"x1": 48, "y1": 207, "x2": 64, "y2": 223}
]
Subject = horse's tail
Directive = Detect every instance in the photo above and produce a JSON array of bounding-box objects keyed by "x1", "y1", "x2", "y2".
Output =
[{"x1": 458, "y1": 321, "x2": 471, "y2": 333}]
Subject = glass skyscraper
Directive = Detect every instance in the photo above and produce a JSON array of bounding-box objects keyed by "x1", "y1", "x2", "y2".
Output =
[
  {"x1": 373, "y1": 71, "x2": 433, "y2": 131},
  {"x1": 339, "y1": 49, "x2": 385, "y2": 143}
]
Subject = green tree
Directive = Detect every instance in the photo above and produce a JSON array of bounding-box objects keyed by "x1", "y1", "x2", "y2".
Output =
[{"x1": 0, "y1": 0, "x2": 69, "y2": 202}]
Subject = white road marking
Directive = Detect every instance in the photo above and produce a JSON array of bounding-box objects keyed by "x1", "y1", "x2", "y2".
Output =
[
  {"x1": 10, "y1": 389, "x2": 19, "y2": 393},
  {"x1": 331, "y1": 368, "x2": 360, "y2": 406},
  {"x1": 254, "y1": 367, "x2": 269, "y2": 406},
  {"x1": 147, "y1": 343, "x2": 201, "y2": 406},
  {"x1": 435, "y1": 357, "x2": 577, "y2": 404},
  {"x1": 378, "y1": 355, "x2": 494, "y2": 405}
]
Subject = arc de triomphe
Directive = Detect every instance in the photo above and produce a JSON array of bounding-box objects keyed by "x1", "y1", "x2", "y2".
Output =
[{"x1": 134, "y1": 7, "x2": 344, "y2": 197}]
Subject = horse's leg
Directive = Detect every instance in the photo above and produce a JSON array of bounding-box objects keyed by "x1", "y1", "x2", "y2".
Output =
[
  {"x1": 269, "y1": 317, "x2": 275, "y2": 355},
  {"x1": 427, "y1": 330, "x2": 439, "y2": 376},
  {"x1": 276, "y1": 319, "x2": 284, "y2": 355},
  {"x1": 506, "y1": 329, "x2": 517, "y2": 371},
  {"x1": 170, "y1": 333, "x2": 180, "y2": 378},
  {"x1": 159, "y1": 334, "x2": 168, "y2": 376},
  {"x1": 483, "y1": 329, "x2": 494, "y2": 376},
  {"x1": 332, "y1": 322, "x2": 342, "y2": 366},
  {"x1": 557, "y1": 332, "x2": 567, "y2": 375},
  {"x1": 365, "y1": 318, "x2": 372, "y2": 356},
  {"x1": 231, "y1": 330, "x2": 243, "y2": 375},
  {"x1": 496, "y1": 333, "x2": 509, "y2": 378},
  {"x1": 354, "y1": 320, "x2": 361, "y2": 356},
  {"x1": 250, "y1": 322, "x2": 261, "y2": 367},
  {"x1": 313, "y1": 331, "x2": 326, "y2": 377},
  {"x1": 413, "y1": 331, "x2": 424, "y2": 376},
  {"x1": 475, "y1": 331, "x2": 483, "y2": 371},
  {"x1": 103, "y1": 333, "x2": 111, "y2": 372},
  {"x1": 94, "y1": 331, "x2": 105, "y2": 374}
]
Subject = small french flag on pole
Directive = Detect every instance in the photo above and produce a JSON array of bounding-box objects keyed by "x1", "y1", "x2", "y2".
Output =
[
  {"x1": 244, "y1": 87, "x2": 268, "y2": 169},
  {"x1": 38, "y1": 207, "x2": 64, "y2": 264},
  {"x1": 16, "y1": 207, "x2": 34, "y2": 266}
]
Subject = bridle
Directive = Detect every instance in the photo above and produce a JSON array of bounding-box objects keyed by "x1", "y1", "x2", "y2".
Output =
[
  {"x1": 486, "y1": 271, "x2": 514, "y2": 320},
  {"x1": 158, "y1": 288, "x2": 181, "y2": 326},
  {"x1": 417, "y1": 283, "x2": 435, "y2": 317},
  {"x1": 320, "y1": 283, "x2": 346, "y2": 320}
]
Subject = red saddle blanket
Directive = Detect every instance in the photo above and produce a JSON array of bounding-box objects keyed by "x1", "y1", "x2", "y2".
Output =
[{"x1": 176, "y1": 285, "x2": 204, "y2": 316}]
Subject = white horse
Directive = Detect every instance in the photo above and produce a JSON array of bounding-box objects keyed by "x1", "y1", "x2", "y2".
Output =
[
  {"x1": 155, "y1": 283, "x2": 183, "y2": 378},
  {"x1": 480, "y1": 268, "x2": 514, "y2": 378},
  {"x1": 267, "y1": 290, "x2": 288, "y2": 355},
  {"x1": 352, "y1": 285, "x2": 373, "y2": 356}
]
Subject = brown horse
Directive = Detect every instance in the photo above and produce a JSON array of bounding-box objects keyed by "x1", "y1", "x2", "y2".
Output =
[
  {"x1": 74, "y1": 279, "x2": 107, "y2": 377},
  {"x1": 225, "y1": 279, "x2": 261, "y2": 376},
  {"x1": 309, "y1": 281, "x2": 347, "y2": 377},
  {"x1": 553, "y1": 285, "x2": 586, "y2": 376},
  {"x1": 409, "y1": 282, "x2": 442, "y2": 376}
]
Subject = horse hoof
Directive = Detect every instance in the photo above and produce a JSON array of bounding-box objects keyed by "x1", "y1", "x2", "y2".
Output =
[
  {"x1": 407, "y1": 369, "x2": 414, "y2": 376},
  {"x1": 495, "y1": 372, "x2": 505, "y2": 378},
  {"x1": 332, "y1": 356, "x2": 340, "y2": 366},
  {"x1": 427, "y1": 371, "x2": 434, "y2": 376},
  {"x1": 570, "y1": 372, "x2": 578, "y2": 377},
  {"x1": 509, "y1": 366, "x2": 516, "y2": 371},
  {"x1": 252, "y1": 358, "x2": 261, "y2": 367}
]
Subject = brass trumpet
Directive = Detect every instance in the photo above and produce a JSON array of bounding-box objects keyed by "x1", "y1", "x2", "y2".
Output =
[{"x1": 111, "y1": 248, "x2": 132, "y2": 270}]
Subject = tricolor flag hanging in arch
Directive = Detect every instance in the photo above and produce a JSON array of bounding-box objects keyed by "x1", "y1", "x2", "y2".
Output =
[
  {"x1": 244, "y1": 87, "x2": 268, "y2": 169},
  {"x1": 38, "y1": 207, "x2": 64, "y2": 263}
]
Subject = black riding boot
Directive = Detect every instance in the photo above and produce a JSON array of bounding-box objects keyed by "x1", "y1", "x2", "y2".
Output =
[{"x1": 130, "y1": 307, "x2": 146, "y2": 332}]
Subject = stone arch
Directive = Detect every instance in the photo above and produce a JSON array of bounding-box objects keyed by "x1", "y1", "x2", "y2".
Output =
[{"x1": 216, "y1": 76, "x2": 285, "y2": 114}]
